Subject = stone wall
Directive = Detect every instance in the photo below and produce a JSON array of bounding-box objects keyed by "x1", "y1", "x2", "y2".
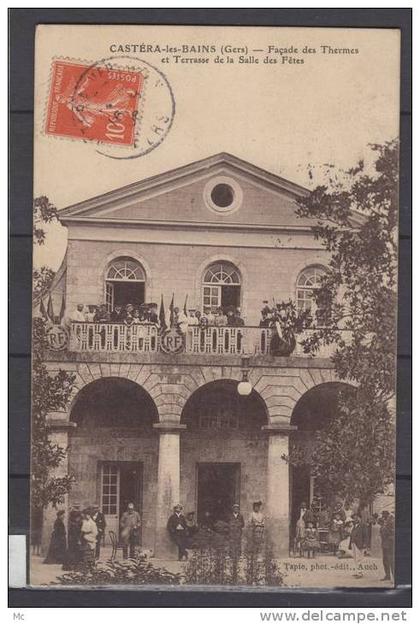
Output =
[
  {"x1": 68, "y1": 430, "x2": 159, "y2": 549},
  {"x1": 65, "y1": 238, "x2": 329, "y2": 325}
]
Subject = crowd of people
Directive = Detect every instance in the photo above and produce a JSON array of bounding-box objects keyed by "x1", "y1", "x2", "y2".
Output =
[
  {"x1": 69, "y1": 302, "x2": 246, "y2": 330},
  {"x1": 43, "y1": 497, "x2": 394, "y2": 582},
  {"x1": 44, "y1": 503, "x2": 106, "y2": 569},
  {"x1": 44, "y1": 500, "x2": 265, "y2": 567},
  {"x1": 43, "y1": 502, "x2": 143, "y2": 569},
  {"x1": 294, "y1": 501, "x2": 395, "y2": 581},
  {"x1": 167, "y1": 501, "x2": 265, "y2": 561}
]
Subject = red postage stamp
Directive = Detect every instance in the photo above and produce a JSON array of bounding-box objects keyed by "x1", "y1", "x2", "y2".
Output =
[{"x1": 45, "y1": 60, "x2": 144, "y2": 146}]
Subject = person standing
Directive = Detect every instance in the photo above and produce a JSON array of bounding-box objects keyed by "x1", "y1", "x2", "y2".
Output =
[
  {"x1": 64, "y1": 503, "x2": 82, "y2": 569},
  {"x1": 249, "y1": 501, "x2": 265, "y2": 553},
  {"x1": 71, "y1": 304, "x2": 87, "y2": 323},
  {"x1": 301, "y1": 522, "x2": 320, "y2": 558},
  {"x1": 349, "y1": 514, "x2": 365, "y2": 578},
  {"x1": 295, "y1": 502, "x2": 308, "y2": 556},
  {"x1": 110, "y1": 304, "x2": 123, "y2": 322},
  {"x1": 359, "y1": 504, "x2": 373, "y2": 556},
  {"x1": 80, "y1": 508, "x2": 98, "y2": 568},
  {"x1": 167, "y1": 504, "x2": 188, "y2": 561},
  {"x1": 120, "y1": 502, "x2": 141, "y2": 559},
  {"x1": 328, "y1": 513, "x2": 344, "y2": 556},
  {"x1": 228, "y1": 503, "x2": 245, "y2": 559},
  {"x1": 380, "y1": 510, "x2": 395, "y2": 581},
  {"x1": 44, "y1": 510, "x2": 67, "y2": 564},
  {"x1": 214, "y1": 307, "x2": 228, "y2": 327},
  {"x1": 90, "y1": 503, "x2": 106, "y2": 560}
]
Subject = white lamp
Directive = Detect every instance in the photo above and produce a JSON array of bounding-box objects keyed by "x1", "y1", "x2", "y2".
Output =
[{"x1": 237, "y1": 356, "x2": 252, "y2": 396}]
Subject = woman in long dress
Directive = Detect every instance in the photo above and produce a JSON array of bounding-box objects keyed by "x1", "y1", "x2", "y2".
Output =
[
  {"x1": 44, "y1": 510, "x2": 67, "y2": 564},
  {"x1": 249, "y1": 501, "x2": 265, "y2": 553},
  {"x1": 295, "y1": 503, "x2": 308, "y2": 556}
]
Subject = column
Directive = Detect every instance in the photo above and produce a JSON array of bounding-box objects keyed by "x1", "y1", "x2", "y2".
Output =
[
  {"x1": 41, "y1": 418, "x2": 76, "y2": 555},
  {"x1": 153, "y1": 423, "x2": 186, "y2": 559},
  {"x1": 263, "y1": 424, "x2": 296, "y2": 558}
]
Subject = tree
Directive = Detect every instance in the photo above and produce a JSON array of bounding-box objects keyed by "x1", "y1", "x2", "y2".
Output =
[
  {"x1": 31, "y1": 196, "x2": 75, "y2": 523},
  {"x1": 33, "y1": 266, "x2": 55, "y2": 301},
  {"x1": 31, "y1": 318, "x2": 76, "y2": 509},
  {"x1": 33, "y1": 196, "x2": 59, "y2": 245},
  {"x1": 292, "y1": 140, "x2": 398, "y2": 506}
]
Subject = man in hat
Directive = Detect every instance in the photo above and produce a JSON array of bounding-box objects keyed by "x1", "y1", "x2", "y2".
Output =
[
  {"x1": 228, "y1": 503, "x2": 245, "y2": 558},
  {"x1": 379, "y1": 510, "x2": 395, "y2": 581},
  {"x1": 120, "y1": 502, "x2": 141, "y2": 559},
  {"x1": 167, "y1": 504, "x2": 188, "y2": 561},
  {"x1": 90, "y1": 503, "x2": 106, "y2": 560}
]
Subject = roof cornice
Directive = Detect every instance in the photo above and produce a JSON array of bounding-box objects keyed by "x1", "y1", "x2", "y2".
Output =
[{"x1": 62, "y1": 216, "x2": 316, "y2": 233}]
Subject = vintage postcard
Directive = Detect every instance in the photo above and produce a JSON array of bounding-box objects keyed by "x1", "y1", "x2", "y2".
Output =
[{"x1": 30, "y1": 24, "x2": 400, "y2": 589}]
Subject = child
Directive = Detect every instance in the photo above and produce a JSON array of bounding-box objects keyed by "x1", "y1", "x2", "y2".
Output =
[{"x1": 302, "y1": 522, "x2": 320, "y2": 558}]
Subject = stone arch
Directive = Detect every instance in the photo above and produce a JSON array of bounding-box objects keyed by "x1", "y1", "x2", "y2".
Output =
[
  {"x1": 180, "y1": 378, "x2": 269, "y2": 430},
  {"x1": 289, "y1": 380, "x2": 357, "y2": 526},
  {"x1": 67, "y1": 363, "x2": 165, "y2": 418},
  {"x1": 250, "y1": 366, "x2": 356, "y2": 426},
  {"x1": 70, "y1": 376, "x2": 159, "y2": 429}
]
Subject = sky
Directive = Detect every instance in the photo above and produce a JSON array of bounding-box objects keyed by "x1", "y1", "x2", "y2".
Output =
[{"x1": 33, "y1": 25, "x2": 400, "y2": 270}]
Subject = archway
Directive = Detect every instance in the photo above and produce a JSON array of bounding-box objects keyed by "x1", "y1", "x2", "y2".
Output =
[
  {"x1": 69, "y1": 377, "x2": 159, "y2": 546},
  {"x1": 180, "y1": 380, "x2": 268, "y2": 526},
  {"x1": 289, "y1": 382, "x2": 355, "y2": 532}
]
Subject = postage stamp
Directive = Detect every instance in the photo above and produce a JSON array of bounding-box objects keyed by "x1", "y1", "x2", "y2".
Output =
[
  {"x1": 44, "y1": 56, "x2": 175, "y2": 159},
  {"x1": 45, "y1": 60, "x2": 144, "y2": 146}
]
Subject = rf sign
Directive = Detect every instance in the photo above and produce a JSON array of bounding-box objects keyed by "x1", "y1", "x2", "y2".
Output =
[{"x1": 160, "y1": 327, "x2": 185, "y2": 354}]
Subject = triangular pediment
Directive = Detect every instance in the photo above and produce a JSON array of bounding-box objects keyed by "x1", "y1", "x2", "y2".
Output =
[{"x1": 58, "y1": 153, "x2": 364, "y2": 230}]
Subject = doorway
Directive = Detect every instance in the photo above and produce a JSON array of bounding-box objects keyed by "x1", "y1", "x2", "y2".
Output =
[
  {"x1": 221, "y1": 285, "x2": 240, "y2": 311},
  {"x1": 197, "y1": 462, "x2": 240, "y2": 525},
  {"x1": 106, "y1": 281, "x2": 145, "y2": 311},
  {"x1": 100, "y1": 461, "x2": 143, "y2": 544}
]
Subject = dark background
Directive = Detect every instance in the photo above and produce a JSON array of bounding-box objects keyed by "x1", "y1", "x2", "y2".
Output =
[{"x1": 8, "y1": 7, "x2": 412, "y2": 608}]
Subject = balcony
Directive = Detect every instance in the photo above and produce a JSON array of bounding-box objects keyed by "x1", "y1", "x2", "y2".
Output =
[{"x1": 68, "y1": 322, "x2": 345, "y2": 359}]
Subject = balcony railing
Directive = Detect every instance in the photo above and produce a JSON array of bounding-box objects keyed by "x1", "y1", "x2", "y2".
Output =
[
  {"x1": 68, "y1": 322, "x2": 348, "y2": 358},
  {"x1": 69, "y1": 322, "x2": 160, "y2": 353}
]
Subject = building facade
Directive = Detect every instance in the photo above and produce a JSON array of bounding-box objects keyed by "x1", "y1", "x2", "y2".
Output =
[{"x1": 41, "y1": 153, "x2": 354, "y2": 558}]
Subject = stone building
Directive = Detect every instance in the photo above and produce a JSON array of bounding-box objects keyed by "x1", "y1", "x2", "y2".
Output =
[{"x1": 40, "y1": 153, "x2": 357, "y2": 558}]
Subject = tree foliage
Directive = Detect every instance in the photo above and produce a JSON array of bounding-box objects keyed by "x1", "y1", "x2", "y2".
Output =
[
  {"x1": 33, "y1": 196, "x2": 59, "y2": 245},
  {"x1": 293, "y1": 140, "x2": 398, "y2": 506},
  {"x1": 33, "y1": 266, "x2": 55, "y2": 301},
  {"x1": 32, "y1": 196, "x2": 75, "y2": 511},
  {"x1": 31, "y1": 319, "x2": 76, "y2": 510}
]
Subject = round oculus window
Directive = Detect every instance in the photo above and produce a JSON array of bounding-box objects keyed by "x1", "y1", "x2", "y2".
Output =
[
  {"x1": 210, "y1": 183, "x2": 235, "y2": 208},
  {"x1": 204, "y1": 177, "x2": 243, "y2": 214}
]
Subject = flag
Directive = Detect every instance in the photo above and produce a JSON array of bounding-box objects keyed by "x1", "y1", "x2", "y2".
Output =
[
  {"x1": 39, "y1": 297, "x2": 47, "y2": 319},
  {"x1": 59, "y1": 294, "x2": 66, "y2": 323},
  {"x1": 183, "y1": 294, "x2": 188, "y2": 316},
  {"x1": 47, "y1": 294, "x2": 54, "y2": 323},
  {"x1": 169, "y1": 293, "x2": 175, "y2": 327},
  {"x1": 159, "y1": 294, "x2": 167, "y2": 331}
]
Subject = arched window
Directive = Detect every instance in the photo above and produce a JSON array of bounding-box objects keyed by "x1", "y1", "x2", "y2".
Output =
[
  {"x1": 202, "y1": 261, "x2": 241, "y2": 313},
  {"x1": 105, "y1": 257, "x2": 146, "y2": 311},
  {"x1": 296, "y1": 266, "x2": 326, "y2": 315}
]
